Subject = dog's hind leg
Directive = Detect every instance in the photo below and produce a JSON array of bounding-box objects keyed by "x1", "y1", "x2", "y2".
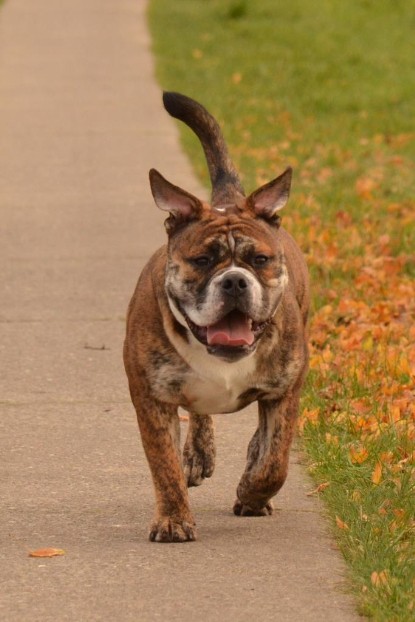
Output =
[
  {"x1": 233, "y1": 392, "x2": 299, "y2": 517},
  {"x1": 183, "y1": 414, "x2": 216, "y2": 487}
]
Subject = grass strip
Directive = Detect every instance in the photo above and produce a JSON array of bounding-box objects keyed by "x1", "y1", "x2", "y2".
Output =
[{"x1": 148, "y1": 1, "x2": 415, "y2": 619}]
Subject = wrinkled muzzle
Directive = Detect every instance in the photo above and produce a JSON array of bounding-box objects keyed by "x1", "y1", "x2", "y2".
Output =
[{"x1": 173, "y1": 266, "x2": 278, "y2": 355}]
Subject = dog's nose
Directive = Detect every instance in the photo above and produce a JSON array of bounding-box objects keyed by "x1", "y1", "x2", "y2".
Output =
[{"x1": 221, "y1": 273, "x2": 248, "y2": 296}]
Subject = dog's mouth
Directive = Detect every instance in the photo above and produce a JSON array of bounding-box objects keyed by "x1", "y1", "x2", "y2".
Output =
[{"x1": 184, "y1": 309, "x2": 270, "y2": 349}]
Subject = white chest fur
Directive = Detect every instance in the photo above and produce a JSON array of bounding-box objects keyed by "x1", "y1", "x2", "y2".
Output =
[{"x1": 178, "y1": 334, "x2": 257, "y2": 414}]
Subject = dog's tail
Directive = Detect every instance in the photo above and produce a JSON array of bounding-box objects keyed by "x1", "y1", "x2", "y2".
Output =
[{"x1": 163, "y1": 92, "x2": 245, "y2": 207}]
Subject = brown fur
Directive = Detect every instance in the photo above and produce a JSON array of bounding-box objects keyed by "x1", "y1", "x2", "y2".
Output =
[{"x1": 123, "y1": 93, "x2": 309, "y2": 542}]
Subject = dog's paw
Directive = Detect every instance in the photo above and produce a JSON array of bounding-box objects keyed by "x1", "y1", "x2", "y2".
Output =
[
  {"x1": 233, "y1": 499, "x2": 274, "y2": 517},
  {"x1": 183, "y1": 444, "x2": 215, "y2": 487},
  {"x1": 149, "y1": 517, "x2": 196, "y2": 543}
]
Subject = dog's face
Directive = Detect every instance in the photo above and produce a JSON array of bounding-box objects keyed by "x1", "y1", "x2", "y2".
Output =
[
  {"x1": 149, "y1": 168, "x2": 292, "y2": 361},
  {"x1": 165, "y1": 215, "x2": 287, "y2": 360}
]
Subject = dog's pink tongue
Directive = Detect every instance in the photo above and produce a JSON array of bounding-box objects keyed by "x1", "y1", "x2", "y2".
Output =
[{"x1": 207, "y1": 312, "x2": 254, "y2": 347}]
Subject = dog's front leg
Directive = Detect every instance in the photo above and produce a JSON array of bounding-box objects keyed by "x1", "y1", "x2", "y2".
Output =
[
  {"x1": 234, "y1": 392, "x2": 299, "y2": 517},
  {"x1": 132, "y1": 392, "x2": 196, "y2": 542},
  {"x1": 183, "y1": 414, "x2": 216, "y2": 487}
]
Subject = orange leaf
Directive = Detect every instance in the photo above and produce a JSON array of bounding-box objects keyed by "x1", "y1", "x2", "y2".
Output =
[
  {"x1": 349, "y1": 446, "x2": 369, "y2": 464},
  {"x1": 371, "y1": 570, "x2": 389, "y2": 587},
  {"x1": 351, "y1": 399, "x2": 370, "y2": 415},
  {"x1": 29, "y1": 548, "x2": 65, "y2": 558},
  {"x1": 380, "y1": 451, "x2": 394, "y2": 464},
  {"x1": 307, "y1": 482, "x2": 330, "y2": 496},
  {"x1": 335, "y1": 516, "x2": 349, "y2": 530},
  {"x1": 372, "y1": 462, "x2": 383, "y2": 485},
  {"x1": 302, "y1": 407, "x2": 320, "y2": 424},
  {"x1": 231, "y1": 72, "x2": 243, "y2": 84},
  {"x1": 356, "y1": 176, "x2": 376, "y2": 199}
]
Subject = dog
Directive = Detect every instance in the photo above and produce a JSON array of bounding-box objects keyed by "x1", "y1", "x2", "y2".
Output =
[{"x1": 124, "y1": 92, "x2": 309, "y2": 542}]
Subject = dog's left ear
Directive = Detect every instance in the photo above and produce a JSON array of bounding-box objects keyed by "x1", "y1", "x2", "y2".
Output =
[
  {"x1": 247, "y1": 167, "x2": 292, "y2": 222},
  {"x1": 149, "y1": 169, "x2": 203, "y2": 221}
]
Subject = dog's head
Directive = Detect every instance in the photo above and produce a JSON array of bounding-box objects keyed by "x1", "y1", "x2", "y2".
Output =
[{"x1": 150, "y1": 167, "x2": 292, "y2": 361}]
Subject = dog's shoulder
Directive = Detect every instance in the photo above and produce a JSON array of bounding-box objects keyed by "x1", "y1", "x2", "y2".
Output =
[{"x1": 124, "y1": 247, "x2": 168, "y2": 375}]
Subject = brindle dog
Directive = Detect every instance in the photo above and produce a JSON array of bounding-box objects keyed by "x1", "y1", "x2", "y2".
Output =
[{"x1": 124, "y1": 93, "x2": 309, "y2": 542}]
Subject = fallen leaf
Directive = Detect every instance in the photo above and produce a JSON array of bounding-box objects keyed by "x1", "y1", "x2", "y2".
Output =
[
  {"x1": 371, "y1": 570, "x2": 389, "y2": 587},
  {"x1": 372, "y1": 462, "x2": 383, "y2": 485},
  {"x1": 335, "y1": 516, "x2": 349, "y2": 530},
  {"x1": 29, "y1": 548, "x2": 65, "y2": 558},
  {"x1": 302, "y1": 407, "x2": 320, "y2": 424},
  {"x1": 349, "y1": 446, "x2": 369, "y2": 464},
  {"x1": 380, "y1": 451, "x2": 394, "y2": 463},
  {"x1": 231, "y1": 72, "x2": 243, "y2": 84},
  {"x1": 351, "y1": 399, "x2": 371, "y2": 415},
  {"x1": 307, "y1": 482, "x2": 330, "y2": 496},
  {"x1": 356, "y1": 176, "x2": 377, "y2": 199}
]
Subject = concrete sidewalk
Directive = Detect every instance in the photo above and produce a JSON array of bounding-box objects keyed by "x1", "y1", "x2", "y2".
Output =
[{"x1": 0, "y1": 1, "x2": 361, "y2": 620}]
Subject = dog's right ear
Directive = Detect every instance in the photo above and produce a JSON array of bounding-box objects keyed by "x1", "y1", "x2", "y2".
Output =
[{"x1": 149, "y1": 169, "x2": 203, "y2": 232}]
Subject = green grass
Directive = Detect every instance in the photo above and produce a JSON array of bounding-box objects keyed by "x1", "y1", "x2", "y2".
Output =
[
  {"x1": 148, "y1": 1, "x2": 415, "y2": 619},
  {"x1": 149, "y1": 0, "x2": 415, "y2": 222},
  {"x1": 302, "y1": 363, "x2": 415, "y2": 619}
]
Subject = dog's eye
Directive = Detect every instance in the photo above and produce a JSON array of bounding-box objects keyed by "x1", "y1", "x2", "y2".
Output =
[
  {"x1": 253, "y1": 254, "x2": 269, "y2": 267},
  {"x1": 192, "y1": 255, "x2": 211, "y2": 268}
]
